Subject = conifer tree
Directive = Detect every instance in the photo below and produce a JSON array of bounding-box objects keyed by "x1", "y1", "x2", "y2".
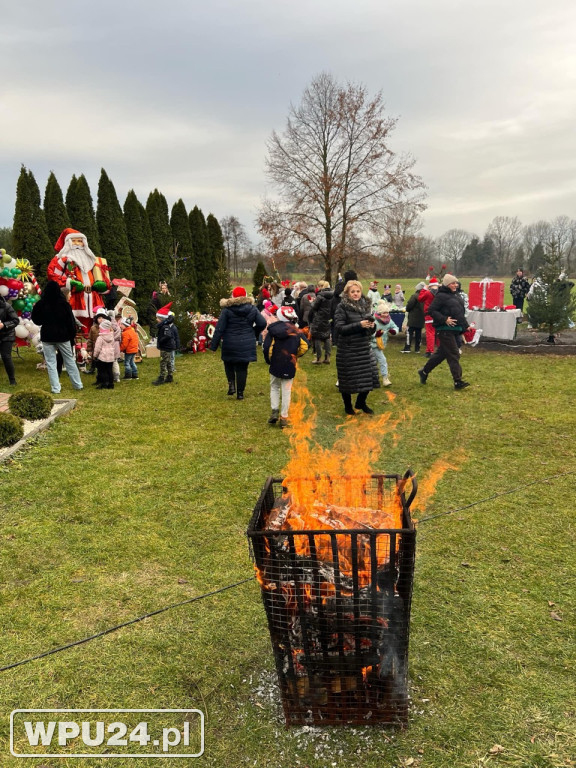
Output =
[
  {"x1": 146, "y1": 189, "x2": 173, "y2": 281},
  {"x1": 12, "y1": 166, "x2": 53, "y2": 279},
  {"x1": 170, "y1": 199, "x2": 196, "y2": 309},
  {"x1": 204, "y1": 256, "x2": 232, "y2": 316},
  {"x1": 526, "y1": 242, "x2": 576, "y2": 343},
  {"x1": 189, "y1": 205, "x2": 211, "y2": 312},
  {"x1": 44, "y1": 172, "x2": 70, "y2": 246},
  {"x1": 97, "y1": 169, "x2": 132, "y2": 278},
  {"x1": 529, "y1": 242, "x2": 546, "y2": 273},
  {"x1": 252, "y1": 260, "x2": 267, "y2": 297},
  {"x1": 123, "y1": 190, "x2": 158, "y2": 307},
  {"x1": 206, "y1": 213, "x2": 225, "y2": 272},
  {"x1": 65, "y1": 174, "x2": 101, "y2": 253},
  {"x1": 0, "y1": 227, "x2": 13, "y2": 252}
]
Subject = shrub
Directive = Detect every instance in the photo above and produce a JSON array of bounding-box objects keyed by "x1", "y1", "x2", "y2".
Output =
[
  {"x1": 8, "y1": 390, "x2": 54, "y2": 421},
  {"x1": 0, "y1": 412, "x2": 24, "y2": 447}
]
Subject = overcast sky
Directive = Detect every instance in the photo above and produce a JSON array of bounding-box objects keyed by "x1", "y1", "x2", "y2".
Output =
[{"x1": 1, "y1": 0, "x2": 575, "y2": 247}]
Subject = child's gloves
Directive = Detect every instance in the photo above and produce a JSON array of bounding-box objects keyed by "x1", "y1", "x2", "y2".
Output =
[{"x1": 388, "y1": 328, "x2": 397, "y2": 336}]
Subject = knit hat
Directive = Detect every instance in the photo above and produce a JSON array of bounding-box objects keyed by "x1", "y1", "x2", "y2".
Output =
[
  {"x1": 156, "y1": 302, "x2": 173, "y2": 318},
  {"x1": 232, "y1": 286, "x2": 247, "y2": 298},
  {"x1": 343, "y1": 269, "x2": 358, "y2": 283},
  {"x1": 415, "y1": 281, "x2": 426, "y2": 291},
  {"x1": 276, "y1": 306, "x2": 298, "y2": 323},
  {"x1": 375, "y1": 300, "x2": 392, "y2": 315},
  {"x1": 442, "y1": 273, "x2": 458, "y2": 286},
  {"x1": 121, "y1": 317, "x2": 132, "y2": 327},
  {"x1": 94, "y1": 307, "x2": 108, "y2": 320},
  {"x1": 99, "y1": 319, "x2": 112, "y2": 331},
  {"x1": 263, "y1": 300, "x2": 274, "y2": 312}
]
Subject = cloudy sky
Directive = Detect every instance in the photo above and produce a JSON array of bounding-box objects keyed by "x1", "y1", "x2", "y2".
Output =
[{"x1": 1, "y1": 0, "x2": 575, "y2": 246}]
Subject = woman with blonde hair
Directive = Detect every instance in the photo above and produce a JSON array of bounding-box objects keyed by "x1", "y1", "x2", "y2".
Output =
[{"x1": 333, "y1": 280, "x2": 379, "y2": 415}]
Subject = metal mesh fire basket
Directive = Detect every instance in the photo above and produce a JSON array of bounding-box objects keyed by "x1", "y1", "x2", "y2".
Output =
[{"x1": 247, "y1": 472, "x2": 417, "y2": 726}]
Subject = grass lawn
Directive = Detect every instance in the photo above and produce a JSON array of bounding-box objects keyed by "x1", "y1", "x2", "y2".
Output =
[{"x1": 0, "y1": 336, "x2": 574, "y2": 768}]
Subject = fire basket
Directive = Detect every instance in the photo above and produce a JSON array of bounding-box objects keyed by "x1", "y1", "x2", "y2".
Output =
[{"x1": 247, "y1": 472, "x2": 417, "y2": 726}]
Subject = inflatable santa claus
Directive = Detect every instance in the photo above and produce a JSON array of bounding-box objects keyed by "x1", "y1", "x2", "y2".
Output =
[{"x1": 47, "y1": 228, "x2": 111, "y2": 335}]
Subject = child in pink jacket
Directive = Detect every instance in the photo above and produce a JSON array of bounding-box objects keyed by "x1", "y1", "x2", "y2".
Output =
[{"x1": 93, "y1": 319, "x2": 117, "y2": 389}]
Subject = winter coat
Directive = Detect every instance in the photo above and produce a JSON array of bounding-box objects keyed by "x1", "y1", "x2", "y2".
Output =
[
  {"x1": 120, "y1": 325, "x2": 139, "y2": 354},
  {"x1": 510, "y1": 275, "x2": 530, "y2": 299},
  {"x1": 405, "y1": 292, "x2": 425, "y2": 328},
  {"x1": 86, "y1": 322, "x2": 100, "y2": 356},
  {"x1": 210, "y1": 295, "x2": 266, "y2": 363},
  {"x1": 333, "y1": 295, "x2": 380, "y2": 394},
  {"x1": 297, "y1": 286, "x2": 317, "y2": 326},
  {"x1": 393, "y1": 290, "x2": 405, "y2": 308},
  {"x1": 93, "y1": 330, "x2": 117, "y2": 362},
  {"x1": 428, "y1": 286, "x2": 470, "y2": 332},
  {"x1": 157, "y1": 317, "x2": 180, "y2": 351},
  {"x1": 31, "y1": 282, "x2": 77, "y2": 343},
  {"x1": 418, "y1": 287, "x2": 438, "y2": 318},
  {"x1": 366, "y1": 288, "x2": 381, "y2": 309},
  {"x1": 0, "y1": 297, "x2": 19, "y2": 343},
  {"x1": 370, "y1": 316, "x2": 399, "y2": 350},
  {"x1": 263, "y1": 321, "x2": 309, "y2": 379},
  {"x1": 309, "y1": 288, "x2": 334, "y2": 340}
]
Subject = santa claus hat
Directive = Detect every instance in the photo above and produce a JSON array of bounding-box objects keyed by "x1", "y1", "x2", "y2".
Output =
[
  {"x1": 156, "y1": 302, "x2": 174, "y2": 318},
  {"x1": 54, "y1": 228, "x2": 84, "y2": 252},
  {"x1": 428, "y1": 277, "x2": 439, "y2": 285},
  {"x1": 276, "y1": 306, "x2": 298, "y2": 323}
]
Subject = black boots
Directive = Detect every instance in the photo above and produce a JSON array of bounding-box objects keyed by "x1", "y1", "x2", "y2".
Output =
[
  {"x1": 418, "y1": 369, "x2": 428, "y2": 385},
  {"x1": 227, "y1": 381, "x2": 236, "y2": 396},
  {"x1": 342, "y1": 393, "x2": 356, "y2": 416},
  {"x1": 355, "y1": 392, "x2": 374, "y2": 414},
  {"x1": 454, "y1": 380, "x2": 470, "y2": 390},
  {"x1": 152, "y1": 376, "x2": 165, "y2": 386},
  {"x1": 165, "y1": 374, "x2": 173, "y2": 383}
]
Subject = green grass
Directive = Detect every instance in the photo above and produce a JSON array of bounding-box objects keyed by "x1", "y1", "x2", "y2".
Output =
[{"x1": 0, "y1": 340, "x2": 574, "y2": 767}]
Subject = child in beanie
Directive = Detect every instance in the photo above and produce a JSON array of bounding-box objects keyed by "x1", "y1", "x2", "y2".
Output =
[
  {"x1": 263, "y1": 306, "x2": 309, "y2": 428},
  {"x1": 371, "y1": 301, "x2": 398, "y2": 387},
  {"x1": 120, "y1": 317, "x2": 139, "y2": 379},
  {"x1": 153, "y1": 303, "x2": 180, "y2": 385},
  {"x1": 93, "y1": 319, "x2": 116, "y2": 389}
]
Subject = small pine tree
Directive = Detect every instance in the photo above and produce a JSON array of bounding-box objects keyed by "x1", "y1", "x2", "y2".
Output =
[
  {"x1": 44, "y1": 172, "x2": 70, "y2": 246},
  {"x1": 97, "y1": 169, "x2": 132, "y2": 278},
  {"x1": 529, "y1": 242, "x2": 546, "y2": 274},
  {"x1": 146, "y1": 190, "x2": 173, "y2": 281},
  {"x1": 526, "y1": 242, "x2": 576, "y2": 342},
  {"x1": 252, "y1": 260, "x2": 267, "y2": 297},
  {"x1": 204, "y1": 257, "x2": 232, "y2": 316}
]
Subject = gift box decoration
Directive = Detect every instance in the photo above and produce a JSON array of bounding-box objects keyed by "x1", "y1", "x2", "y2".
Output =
[{"x1": 469, "y1": 279, "x2": 504, "y2": 309}]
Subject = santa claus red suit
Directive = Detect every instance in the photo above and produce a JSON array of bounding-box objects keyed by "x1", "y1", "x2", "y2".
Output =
[
  {"x1": 418, "y1": 277, "x2": 439, "y2": 355},
  {"x1": 47, "y1": 228, "x2": 111, "y2": 335}
]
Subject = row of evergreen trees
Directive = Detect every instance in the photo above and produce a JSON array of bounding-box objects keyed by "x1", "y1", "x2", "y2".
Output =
[{"x1": 11, "y1": 166, "x2": 230, "y2": 314}]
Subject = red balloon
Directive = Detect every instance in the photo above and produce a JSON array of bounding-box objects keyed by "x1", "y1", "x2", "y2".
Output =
[{"x1": 7, "y1": 279, "x2": 24, "y2": 290}]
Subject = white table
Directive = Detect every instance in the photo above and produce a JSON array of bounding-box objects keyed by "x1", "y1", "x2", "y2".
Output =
[{"x1": 466, "y1": 309, "x2": 521, "y2": 341}]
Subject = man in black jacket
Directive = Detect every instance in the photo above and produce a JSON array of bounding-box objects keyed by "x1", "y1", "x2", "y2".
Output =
[{"x1": 417, "y1": 274, "x2": 470, "y2": 390}]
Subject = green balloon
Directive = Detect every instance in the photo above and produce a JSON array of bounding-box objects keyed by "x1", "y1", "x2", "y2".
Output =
[
  {"x1": 1, "y1": 253, "x2": 11, "y2": 264},
  {"x1": 12, "y1": 299, "x2": 25, "y2": 311}
]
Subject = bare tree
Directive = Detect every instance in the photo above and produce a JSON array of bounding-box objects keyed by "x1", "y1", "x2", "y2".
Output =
[
  {"x1": 435, "y1": 229, "x2": 475, "y2": 272},
  {"x1": 257, "y1": 72, "x2": 426, "y2": 284},
  {"x1": 486, "y1": 216, "x2": 523, "y2": 274},
  {"x1": 378, "y1": 204, "x2": 424, "y2": 276},
  {"x1": 523, "y1": 220, "x2": 552, "y2": 256},
  {"x1": 550, "y1": 215, "x2": 576, "y2": 274},
  {"x1": 221, "y1": 215, "x2": 250, "y2": 278}
]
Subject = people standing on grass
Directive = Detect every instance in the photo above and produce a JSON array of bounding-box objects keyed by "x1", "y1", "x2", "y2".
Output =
[
  {"x1": 418, "y1": 277, "x2": 439, "y2": 357},
  {"x1": 0, "y1": 294, "x2": 19, "y2": 386},
  {"x1": 510, "y1": 268, "x2": 530, "y2": 312},
  {"x1": 153, "y1": 303, "x2": 180, "y2": 386},
  {"x1": 210, "y1": 286, "x2": 266, "y2": 400},
  {"x1": 333, "y1": 280, "x2": 380, "y2": 415},
  {"x1": 393, "y1": 284, "x2": 405, "y2": 308},
  {"x1": 120, "y1": 317, "x2": 139, "y2": 380},
  {"x1": 263, "y1": 306, "x2": 309, "y2": 428},
  {"x1": 93, "y1": 319, "x2": 117, "y2": 390},
  {"x1": 370, "y1": 301, "x2": 398, "y2": 387},
  {"x1": 308, "y1": 280, "x2": 334, "y2": 364},
  {"x1": 31, "y1": 281, "x2": 84, "y2": 395},
  {"x1": 417, "y1": 274, "x2": 470, "y2": 390},
  {"x1": 367, "y1": 281, "x2": 381, "y2": 309},
  {"x1": 402, "y1": 282, "x2": 426, "y2": 354}
]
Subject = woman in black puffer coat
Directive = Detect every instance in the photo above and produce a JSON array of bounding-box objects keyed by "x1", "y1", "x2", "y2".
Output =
[
  {"x1": 308, "y1": 281, "x2": 334, "y2": 364},
  {"x1": 210, "y1": 286, "x2": 266, "y2": 400},
  {"x1": 333, "y1": 280, "x2": 380, "y2": 415},
  {"x1": 0, "y1": 295, "x2": 19, "y2": 386}
]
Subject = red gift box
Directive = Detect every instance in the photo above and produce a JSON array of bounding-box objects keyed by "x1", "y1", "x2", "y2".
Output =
[{"x1": 469, "y1": 280, "x2": 504, "y2": 309}]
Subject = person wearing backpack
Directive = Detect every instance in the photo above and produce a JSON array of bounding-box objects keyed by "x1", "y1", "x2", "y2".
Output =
[{"x1": 153, "y1": 303, "x2": 180, "y2": 386}]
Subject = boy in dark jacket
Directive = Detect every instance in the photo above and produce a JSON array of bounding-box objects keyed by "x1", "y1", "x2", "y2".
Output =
[
  {"x1": 418, "y1": 274, "x2": 470, "y2": 390},
  {"x1": 402, "y1": 282, "x2": 426, "y2": 353},
  {"x1": 0, "y1": 295, "x2": 19, "y2": 385},
  {"x1": 263, "y1": 306, "x2": 309, "y2": 428},
  {"x1": 153, "y1": 303, "x2": 180, "y2": 385}
]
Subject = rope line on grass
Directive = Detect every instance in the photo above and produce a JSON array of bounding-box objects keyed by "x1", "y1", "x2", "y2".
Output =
[
  {"x1": 417, "y1": 469, "x2": 576, "y2": 523},
  {"x1": 0, "y1": 577, "x2": 255, "y2": 673}
]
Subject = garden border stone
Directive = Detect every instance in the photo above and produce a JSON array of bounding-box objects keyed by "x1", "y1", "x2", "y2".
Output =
[{"x1": 0, "y1": 398, "x2": 77, "y2": 464}]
